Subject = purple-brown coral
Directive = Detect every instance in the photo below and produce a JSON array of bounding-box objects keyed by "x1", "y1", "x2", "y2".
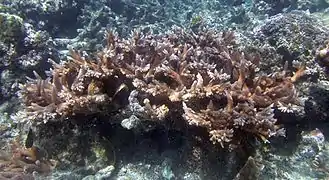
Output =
[{"x1": 17, "y1": 28, "x2": 304, "y2": 148}]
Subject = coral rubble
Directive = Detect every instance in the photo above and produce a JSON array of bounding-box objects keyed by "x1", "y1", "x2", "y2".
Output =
[{"x1": 17, "y1": 28, "x2": 304, "y2": 148}]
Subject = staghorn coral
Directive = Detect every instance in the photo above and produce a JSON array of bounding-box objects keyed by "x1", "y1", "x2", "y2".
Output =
[
  {"x1": 17, "y1": 27, "x2": 304, "y2": 148},
  {"x1": 17, "y1": 48, "x2": 130, "y2": 123},
  {"x1": 0, "y1": 140, "x2": 56, "y2": 179}
]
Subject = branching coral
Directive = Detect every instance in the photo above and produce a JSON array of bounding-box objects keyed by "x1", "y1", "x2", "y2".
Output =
[
  {"x1": 18, "y1": 48, "x2": 130, "y2": 123},
  {"x1": 17, "y1": 27, "x2": 304, "y2": 148},
  {"x1": 0, "y1": 141, "x2": 56, "y2": 179}
]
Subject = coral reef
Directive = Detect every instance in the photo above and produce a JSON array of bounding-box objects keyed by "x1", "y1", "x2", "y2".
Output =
[
  {"x1": 244, "y1": 11, "x2": 329, "y2": 124},
  {"x1": 2, "y1": 0, "x2": 329, "y2": 179},
  {"x1": 253, "y1": 0, "x2": 329, "y2": 15},
  {"x1": 33, "y1": 119, "x2": 247, "y2": 180},
  {"x1": 258, "y1": 128, "x2": 329, "y2": 179},
  {"x1": 0, "y1": 0, "x2": 267, "y2": 53},
  {"x1": 1, "y1": 0, "x2": 86, "y2": 38},
  {"x1": 247, "y1": 11, "x2": 328, "y2": 73},
  {"x1": 17, "y1": 28, "x2": 304, "y2": 148},
  {"x1": 0, "y1": 13, "x2": 23, "y2": 44},
  {"x1": 0, "y1": 13, "x2": 58, "y2": 99}
]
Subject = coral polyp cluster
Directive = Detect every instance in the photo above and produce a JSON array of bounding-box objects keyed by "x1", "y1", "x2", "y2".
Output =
[{"x1": 17, "y1": 28, "x2": 304, "y2": 147}]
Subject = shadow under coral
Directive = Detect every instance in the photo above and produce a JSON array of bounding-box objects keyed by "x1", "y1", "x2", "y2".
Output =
[
  {"x1": 34, "y1": 116, "x2": 253, "y2": 180},
  {"x1": 304, "y1": 85, "x2": 329, "y2": 139}
]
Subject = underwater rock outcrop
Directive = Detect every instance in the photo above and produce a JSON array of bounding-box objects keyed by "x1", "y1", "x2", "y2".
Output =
[
  {"x1": 248, "y1": 11, "x2": 328, "y2": 73},
  {"x1": 258, "y1": 128, "x2": 329, "y2": 179}
]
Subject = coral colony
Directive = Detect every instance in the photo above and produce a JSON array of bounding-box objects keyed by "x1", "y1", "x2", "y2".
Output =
[{"x1": 17, "y1": 28, "x2": 304, "y2": 149}]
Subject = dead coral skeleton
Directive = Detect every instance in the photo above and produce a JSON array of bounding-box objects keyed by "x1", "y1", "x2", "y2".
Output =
[{"x1": 18, "y1": 27, "x2": 304, "y2": 147}]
